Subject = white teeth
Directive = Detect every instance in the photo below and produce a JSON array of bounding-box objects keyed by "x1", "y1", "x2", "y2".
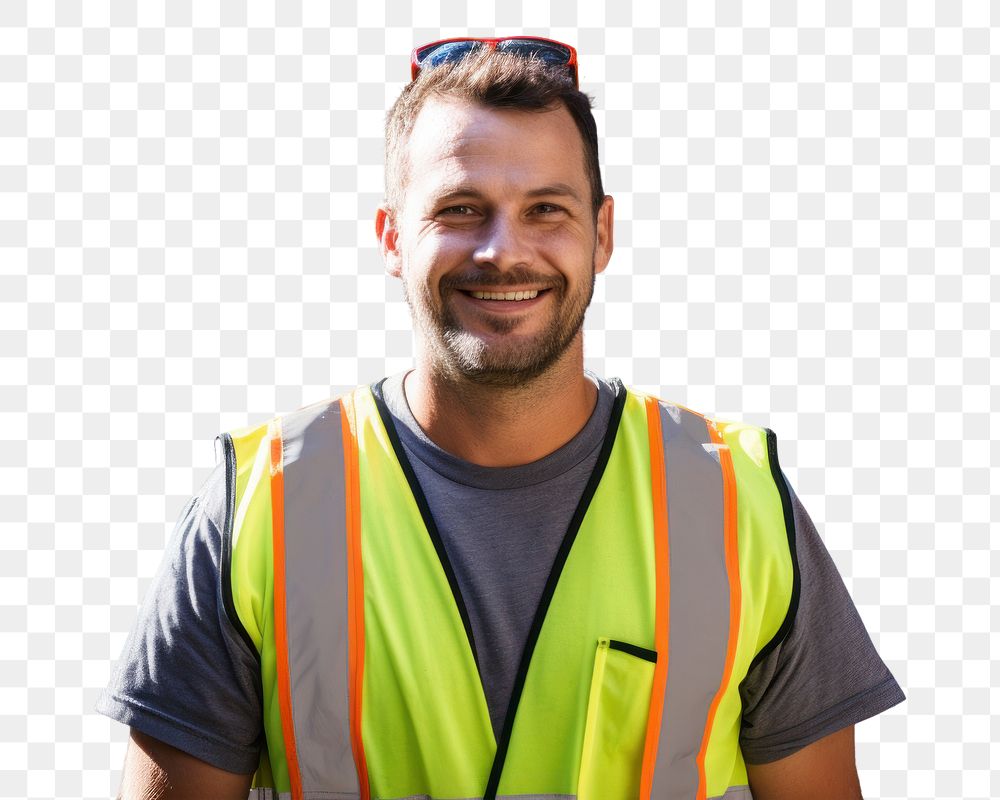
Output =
[{"x1": 470, "y1": 289, "x2": 540, "y2": 301}]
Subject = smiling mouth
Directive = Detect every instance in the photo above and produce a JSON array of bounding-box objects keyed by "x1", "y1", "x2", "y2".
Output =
[
  {"x1": 460, "y1": 288, "x2": 549, "y2": 302},
  {"x1": 458, "y1": 288, "x2": 549, "y2": 303}
]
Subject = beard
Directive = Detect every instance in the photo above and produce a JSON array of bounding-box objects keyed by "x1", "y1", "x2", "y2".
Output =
[{"x1": 403, "y1": 263, "x2": 596, "y2": 388}]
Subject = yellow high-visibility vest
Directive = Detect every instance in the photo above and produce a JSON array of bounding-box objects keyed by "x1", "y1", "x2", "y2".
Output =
[{"x1": 218, "y1": 381, "x2": 797, "y2": 800}]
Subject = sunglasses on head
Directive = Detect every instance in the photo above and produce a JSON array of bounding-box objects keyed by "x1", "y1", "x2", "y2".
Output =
[{"x1": 410, "y1": 36, "x2": 579, "y2": 88}]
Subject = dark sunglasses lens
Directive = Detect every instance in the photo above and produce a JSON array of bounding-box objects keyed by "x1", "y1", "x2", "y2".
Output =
[
  {"x1": 417, "y1": 40, "x2": 484, "y2": 68},
  {"x1": 496, "y1": 39, "x2": 571, "y2": 65}
]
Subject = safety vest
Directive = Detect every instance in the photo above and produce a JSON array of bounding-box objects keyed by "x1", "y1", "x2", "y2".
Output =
[{"x1": 217, "y1": 380, "x2": 797, "y2": 800}]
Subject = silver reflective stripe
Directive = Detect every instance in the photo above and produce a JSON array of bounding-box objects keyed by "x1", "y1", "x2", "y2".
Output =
[
  {"x1": 280, "y1": 399, "x2": 359, "y2": 795},
  {"x1": 385, "y1": 796, "x2": 576, "y2": 800},
  {"x1": 245, "y1": 792, "x2": 588, "y2": 800},
  {"x1": 246, "y1": 791, "x2": 360, "y2": 800},
  {"x1": 650, "y1": 404, "x2": 733, "y2": 799},
  {"x1": 709, "y1": 786, "x2": 754, "y2": 800}
]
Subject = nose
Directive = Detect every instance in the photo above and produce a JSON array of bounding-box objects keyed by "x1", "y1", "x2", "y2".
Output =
[{"x1": 471, "y1": 214, "x2": 532, "y2": 272}]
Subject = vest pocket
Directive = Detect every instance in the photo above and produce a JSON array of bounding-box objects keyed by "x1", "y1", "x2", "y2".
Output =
[{"x1": 578, "y1": 637, "x2": 657, "y2": 800}]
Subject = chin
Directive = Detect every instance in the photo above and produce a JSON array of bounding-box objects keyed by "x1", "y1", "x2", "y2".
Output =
[{"x1": 437, "y1": 335, "x2": 570, "y2": 388}]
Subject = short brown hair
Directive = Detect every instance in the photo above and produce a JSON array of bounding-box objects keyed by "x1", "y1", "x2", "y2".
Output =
[{"x1": 384, "y1": 47, "x2": 605, "y2": 219}]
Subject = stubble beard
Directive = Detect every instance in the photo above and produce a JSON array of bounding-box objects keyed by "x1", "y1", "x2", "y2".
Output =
[{"x1": 404, "y1": 264, "x2": 596, "y2": 389}]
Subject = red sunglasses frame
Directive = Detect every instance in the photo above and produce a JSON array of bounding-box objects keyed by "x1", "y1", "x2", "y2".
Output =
[{"x1": 409, "y1": 36, "x2": 579, "y2": 88}]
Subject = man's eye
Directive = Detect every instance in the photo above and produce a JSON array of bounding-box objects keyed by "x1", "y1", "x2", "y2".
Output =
[
  {"x1": 439, "y1": 205, "x2": 474, "y2": 215},
  {"x1": 533, "y1": 203, "x2": 562, "y2": 214}
]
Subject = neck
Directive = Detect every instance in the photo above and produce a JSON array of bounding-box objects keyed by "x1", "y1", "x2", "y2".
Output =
[{"x1": 404, "y1": 345, "x2": 598, "y2": 468}]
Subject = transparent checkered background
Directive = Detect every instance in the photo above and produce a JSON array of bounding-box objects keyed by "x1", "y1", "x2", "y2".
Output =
[{"x1": 0, "y1": 1, "x2": 995, "y2": 797}]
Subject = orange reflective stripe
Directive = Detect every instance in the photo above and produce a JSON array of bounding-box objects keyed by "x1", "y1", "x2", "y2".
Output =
[
  {"x1": 270, "y1": 418, "x2": 304, "y2": 800},
  {"x1": 640, "y1": 397, "x2": 670, "y2": 798},
  {"x1": 695, "y1": 421, "x2": 742, "y2": 800},
  {"x1": 340, "y1": 391, "x2": 370, "y2": 799}
]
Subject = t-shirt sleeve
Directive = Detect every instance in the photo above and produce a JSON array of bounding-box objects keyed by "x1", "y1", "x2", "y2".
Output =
[
  {"x1": 738, "y1": 475, "x2": 905, "y2": 764},
  {"x1": 95, "y1": 463, "x2": 263, "y2": 774}
]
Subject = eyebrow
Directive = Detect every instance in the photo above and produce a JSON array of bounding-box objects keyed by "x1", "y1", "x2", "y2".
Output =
[{"x1": 432, "y1": 182, "x2": 584, "y2": 205}]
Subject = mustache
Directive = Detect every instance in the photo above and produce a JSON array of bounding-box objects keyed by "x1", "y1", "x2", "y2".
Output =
[{"x1": 439, "y1": 268, "x2": 564, "y2": 291}]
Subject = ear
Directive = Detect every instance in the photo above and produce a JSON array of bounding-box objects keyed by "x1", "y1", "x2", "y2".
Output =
[
  {"x1": 593, "y1": 194, "x2": 615, "y2": 275},
  {"x1": 375, "y1": 205, "x2": 403, "y2": 278}
]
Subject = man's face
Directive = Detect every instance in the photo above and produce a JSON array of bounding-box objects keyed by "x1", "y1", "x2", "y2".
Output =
[{"x1": 376, "y1": 97, "x2": 614, "y2": 387}]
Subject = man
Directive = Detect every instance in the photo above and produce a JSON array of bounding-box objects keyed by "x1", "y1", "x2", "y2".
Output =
[{"x1": 99, "y1": 38, "x2": 904, "y2": 800}]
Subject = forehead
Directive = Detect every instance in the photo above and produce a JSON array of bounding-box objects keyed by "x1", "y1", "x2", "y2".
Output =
[{"x1": 400, "y1": 97, "x2": 588, "y2": 205}]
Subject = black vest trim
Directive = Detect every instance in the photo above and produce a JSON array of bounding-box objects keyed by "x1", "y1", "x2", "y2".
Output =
[
  {"x1": 745, "y1": 429, "x2": 801, "y2": 677},
  {"x1": 369, "y1": 379, "x2": 483, "y2": 679},
  {"x1": 217, "y1": 431, "x2": 262, "y2": 664}
]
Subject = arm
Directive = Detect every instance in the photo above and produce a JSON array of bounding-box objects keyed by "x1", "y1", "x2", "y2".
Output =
[
  {"x1": 746, "y1": 725, "x2": 863, "y2": 800},
  {"x1": 119, "y1": 729, "x2": 253, "y2": 800},
  {"x1": 738, "y1": 468, "x2": 903, "y2": 795},
  {"x1": 97, "y1": 470, "x2": 265, "y2": 796}
]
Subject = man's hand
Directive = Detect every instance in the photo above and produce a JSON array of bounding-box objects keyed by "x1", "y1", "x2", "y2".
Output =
[
  {"x1": 118, "y1": 728, "x2": 253, "y2": 800},
  {"x1": 746, "y1": 725, "x2": 863, "y2": 800}
]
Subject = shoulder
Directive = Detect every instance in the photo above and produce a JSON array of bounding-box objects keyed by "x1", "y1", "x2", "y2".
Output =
[
  {"x1": 218, "y1": 392, "x2": 358, "y2": 452},
  {"x1": 628, "y1": 388, "x2": 798, "y2": 593},
  {"x1": 215, "y1": 393, "x2": 360, "y2": 651},
  {"x1": 216, "y1": 392, "x2": 357, "y2": 493},
  {"x1": 626, "y1": 386, "x2": 779, "y2": 464}
]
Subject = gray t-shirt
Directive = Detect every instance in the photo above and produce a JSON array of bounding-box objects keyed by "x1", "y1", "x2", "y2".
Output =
[
  {"x1": 97, "y1": 374, "x2": 904, "y2": 772},
  {"x1": 376, "y1": 371, "x2": 618, "y2": 736}
]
